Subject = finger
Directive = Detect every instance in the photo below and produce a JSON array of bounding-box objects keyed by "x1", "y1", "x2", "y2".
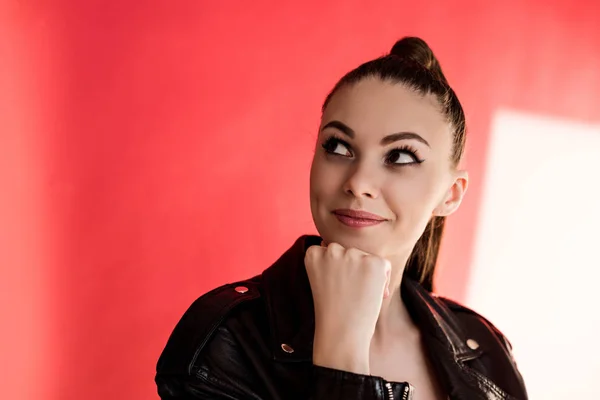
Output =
[
  {"x1": 326, "y1": 242, "x2": 344, "y2": 258},
  {"x1": 305, "y1": 244, "x2": 324, "y2": 261}
]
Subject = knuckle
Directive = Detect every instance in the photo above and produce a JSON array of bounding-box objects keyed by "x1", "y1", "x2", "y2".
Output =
[
  {"x1": 305, "y1": 246, "x2": 315, "y2": 257},
  {"x1": 364, "y1": 255, "x2": 387, "y2": 270},
  {"x1": 305, "y1": 245, "x2": 320, "y2": 260},
  {"x1": 345, "y1": 247, "x2": 362, "y2": 258},
  {"x1": 328, "y1": 242, "x2": 342, "y2": 251},
  {"x1": 327, "y1": 243, "x2": 343, "y2": 257}
]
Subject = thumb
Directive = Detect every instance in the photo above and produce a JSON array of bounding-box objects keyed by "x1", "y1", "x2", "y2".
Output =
[{"x1": 383, "y1": 259, "x2": 392, "y2": 299}]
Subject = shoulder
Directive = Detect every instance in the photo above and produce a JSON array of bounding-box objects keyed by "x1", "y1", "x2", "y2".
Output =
[
  {"x1": 156, "y1": 276, "x2": 263, "y2": 377},
  {"x1": 437, "y1": 296, "x2": 515, "y2": 353},
  {"x1": 436, "y1": 296, "x2": 529, "y2": 398}
]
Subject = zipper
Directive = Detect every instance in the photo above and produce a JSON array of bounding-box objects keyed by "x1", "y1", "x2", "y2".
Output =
[
  {"x1": 384, "y1": 382, "x2": 415, "y2": 400},
  {"x1": 401, "y1": 383, "x2": 414, "y2": 400},
  {"x1": 385, "y1": 382, "x2": 394, "y2": 400}
]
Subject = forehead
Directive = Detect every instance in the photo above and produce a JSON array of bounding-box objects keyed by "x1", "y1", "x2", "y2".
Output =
[{"x1": 321, "y1": 77, "x2": 450, "y2": 143}]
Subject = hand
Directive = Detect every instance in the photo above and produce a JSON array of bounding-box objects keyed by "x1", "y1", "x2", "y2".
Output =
[{"x1": 304, "y1": 241, "x2": 391, "y2": 375}]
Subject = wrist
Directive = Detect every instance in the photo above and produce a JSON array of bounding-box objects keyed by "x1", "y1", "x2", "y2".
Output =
[{"x1": 312, "y1": 334, "x2": 371, "y2": 375}]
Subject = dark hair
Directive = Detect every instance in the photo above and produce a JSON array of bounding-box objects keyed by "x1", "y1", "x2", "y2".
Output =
[{"x1": 321, "y1": 37, "x2": 466, "y2": 291}]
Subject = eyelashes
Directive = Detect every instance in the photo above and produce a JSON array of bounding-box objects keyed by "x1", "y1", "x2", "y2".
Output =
[
  {"x1": 322, "y1": 136, "x2": 352, "y2": 157},
  {"x1": 386, "y1": 146, "x2": 425, "y2": 165},
  {"x1": 321, "y1": 135, "x2": 424, "y2": 166}
]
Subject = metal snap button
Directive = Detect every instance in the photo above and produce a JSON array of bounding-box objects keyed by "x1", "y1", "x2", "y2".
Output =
[
  {"x1": 235, "y1": 286, "x2": 249, "y2": 294},
  {"x1": 281, "y1": 343, "x2": 294, "y2": 354},
  {"x1": 466, "y1": 338, "x2": 480, "y2": 350}
]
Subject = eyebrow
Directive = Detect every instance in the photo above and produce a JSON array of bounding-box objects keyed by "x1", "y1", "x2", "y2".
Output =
[{"x1": 321, "y1": 120, "x2": 430, "y2": 148}]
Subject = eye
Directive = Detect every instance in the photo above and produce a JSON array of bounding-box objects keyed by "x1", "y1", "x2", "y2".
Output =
[
  {"x1": 386, "y1": 147, "x2": 423, "y2": 165},
  {"x1": 322, "y1": 137, "x2": 352, "y2": 157}
]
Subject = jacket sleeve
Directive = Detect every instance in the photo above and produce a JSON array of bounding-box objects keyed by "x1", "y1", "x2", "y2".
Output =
[
  {"x1": 311, "y1": 366, "x2": 403, "y2": 399},
  {"x1": 156, "y1": 323, "x2": 403, "y2": 400}
]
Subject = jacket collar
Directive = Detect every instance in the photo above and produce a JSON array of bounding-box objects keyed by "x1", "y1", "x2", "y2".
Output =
[
  {"x1": 260, "y1": 235, "x2": 482, "y2": 364},
  {"x1": 261, "y1": 235, "x2": 320, "y2": 361}
]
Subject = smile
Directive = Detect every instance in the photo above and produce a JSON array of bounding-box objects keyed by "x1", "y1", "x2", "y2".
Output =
[{"x1": 332, "y1": 209, "x2": 387, "y2": 228}]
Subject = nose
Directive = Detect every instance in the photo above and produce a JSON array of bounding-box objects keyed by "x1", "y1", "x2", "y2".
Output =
[{"x1": 342, "y1": 163, "x2": 381, "y2": 199}]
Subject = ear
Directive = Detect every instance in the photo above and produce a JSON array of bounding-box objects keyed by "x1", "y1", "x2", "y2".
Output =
[{"x1": 433, "y1": 170, "x2": 469, "y2": 217}]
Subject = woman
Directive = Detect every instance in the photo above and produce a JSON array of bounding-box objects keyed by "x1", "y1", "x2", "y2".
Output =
[{"x1": 156, "y1": 37, "x2": 528, "y2": 400}]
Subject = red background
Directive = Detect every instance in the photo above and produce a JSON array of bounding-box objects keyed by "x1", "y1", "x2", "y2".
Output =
[{"x1": 1, "y1": 1, "x2": 598, "y2": 399}]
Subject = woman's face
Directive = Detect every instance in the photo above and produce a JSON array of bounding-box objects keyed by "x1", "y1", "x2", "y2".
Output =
[{"x1": 309, "y1": 77, "x2": 467, "y2": 259}]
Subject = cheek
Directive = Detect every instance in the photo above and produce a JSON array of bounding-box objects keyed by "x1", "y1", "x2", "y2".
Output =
[
  {"x1": 384, "y1": 168, "x2": 444, "y2": 217},
  {"x1": 310, "y1": 156, "x2": 342, "y2": 201},
  {"x1": 309, "y1": 157, "x2": 323, "y2": 201}
]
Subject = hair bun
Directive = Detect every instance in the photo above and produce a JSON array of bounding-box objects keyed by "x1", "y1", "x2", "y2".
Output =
[{"x1": 390, "y1": 37, "x2": 448, "y2": 85}]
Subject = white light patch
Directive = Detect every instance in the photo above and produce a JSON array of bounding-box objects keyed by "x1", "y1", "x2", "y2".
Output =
[{"x1": 466, "y1": 109, "x2": 600, "y2": 399}]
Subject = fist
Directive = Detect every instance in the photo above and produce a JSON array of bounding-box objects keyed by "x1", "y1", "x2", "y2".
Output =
[{"x1": 304, "y1": 241, "x2": 391, "y2": 369}]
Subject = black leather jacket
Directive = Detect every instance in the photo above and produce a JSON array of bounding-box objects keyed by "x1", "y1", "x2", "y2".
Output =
[{"x1": 156, "y1": 236, "x2": 528, "y2": 399}]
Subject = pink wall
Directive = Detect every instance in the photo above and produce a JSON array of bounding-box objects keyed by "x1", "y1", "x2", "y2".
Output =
[{"x1": 1, "y1": 1, "x2": 598, "y2": 399}]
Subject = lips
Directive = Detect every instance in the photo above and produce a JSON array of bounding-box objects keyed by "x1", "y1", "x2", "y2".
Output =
[
  {"x1": 331, "y1": 209, "x2": 388, "y2": 228},
  {"x1": 332, "y1": 209, "x2": 387, "y2": 221}
]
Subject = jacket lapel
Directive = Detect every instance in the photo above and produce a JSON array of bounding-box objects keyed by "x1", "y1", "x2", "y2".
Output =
[
  {"x1": 402, "y1": 278, "x2": 511, "y2": 400},
  {"x1": 261, "y1": 235, "x2": 318, "y2": 362}
]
